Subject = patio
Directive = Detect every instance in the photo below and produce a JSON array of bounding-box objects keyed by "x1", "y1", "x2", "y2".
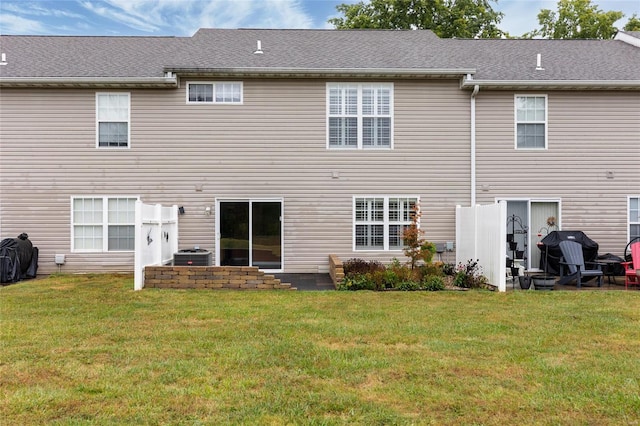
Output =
[{"x1": 509, "y1": 275, "x2": 634, "y2": 291}]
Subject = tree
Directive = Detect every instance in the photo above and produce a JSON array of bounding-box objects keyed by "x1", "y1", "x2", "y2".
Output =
[
  {"x1": 624, "y1": 14, "x2": 640, "y2": 32},
  {"x1": 328, "y1": 0, "x2": 504, "y2": 38},
  {"x1": 402, "y1": 203, "x2": 435, "y2": 271},
  {"x1": 526, "y1": 0, "x2": 624, "y2": 39}
]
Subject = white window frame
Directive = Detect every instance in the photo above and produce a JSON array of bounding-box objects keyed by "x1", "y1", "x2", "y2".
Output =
[
  {"x1": 327, "y1": 83, "x2": 394, "y2": 150},
  {"x1": 71, "y1": 196, "x2": 139, "y2": 253},
  {"x1": 514, "y1": 94, "x2": 548, "y2": 150},
  {"x1": 186, "y1": 82, "x2": 243, "y2": 104},
  {"x1": 96, "y1": 92, "x2": 131, "y2": 149},
  {"x1": 353, "y1": 195, "x2": 419, "y2": 251},
  {"x1": 629, "y1": 196, "x2": 640, "y2": 242}
]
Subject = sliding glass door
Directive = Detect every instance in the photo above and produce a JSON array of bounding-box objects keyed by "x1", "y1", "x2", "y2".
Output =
[{"x1": 218, "y1": 200, "x2": 282, "y2": 270}]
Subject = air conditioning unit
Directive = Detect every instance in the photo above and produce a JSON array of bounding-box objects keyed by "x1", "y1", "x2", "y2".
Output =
[{"x1": 173, "y1": 249, "x2": 212, "y2": 266}]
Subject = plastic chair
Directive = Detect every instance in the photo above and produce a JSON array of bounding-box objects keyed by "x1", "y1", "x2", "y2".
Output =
[
  {"x1": 621, "y1": 242, "x2": 640, "y2": 290},
  {"x1": 558, "y1": 240, "x2": 603, "y2": 288}
]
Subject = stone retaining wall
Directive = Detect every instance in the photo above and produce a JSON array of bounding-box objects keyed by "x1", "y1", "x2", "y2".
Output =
[
  {"x1": 329, "y1": 254, "x2": 344, "y2": 287},
  {"x1": 144, "y1": 266, "x2": 294, "y2": 290}
]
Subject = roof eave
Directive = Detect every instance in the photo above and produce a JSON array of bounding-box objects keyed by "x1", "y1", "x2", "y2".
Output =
[
  {"x1": 0, "y1": 76, "x2": 178, "y2": 88},
  {"x1": 461, "y1": 78, "x2": 640, "y2": 90},
  {"x1": 165, "y1": 67, "x2": 477, "y2": 79}
]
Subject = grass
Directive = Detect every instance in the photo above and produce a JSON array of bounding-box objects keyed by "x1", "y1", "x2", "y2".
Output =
[{"x1": 1, "y1": 274, "x2": 640, "y2": 425}]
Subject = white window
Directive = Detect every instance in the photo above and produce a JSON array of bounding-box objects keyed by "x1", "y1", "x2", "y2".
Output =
[
  {"x1": 72, "y1": 197, "x2": 137, "y2": 252},
  {"x1": 354, "y1": 196, "x2": 417, "y2": 250},
  {"x1": 630, "y1": 196, "x2": 640, "y2": 242},
  {"x1": 327, "y1": 83, "x2": 393, "y2": 149},
  {"x1": 96, "y1": 93, "x2": 130, "y2": 148},
  {"x1": 515, "y1": 95, "x2": 547, "y2": 149},
  {"x1": 187, "y1": 82, "x2": 243, "y2": 104}
]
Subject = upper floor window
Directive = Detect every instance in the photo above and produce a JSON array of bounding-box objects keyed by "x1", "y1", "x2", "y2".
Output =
[
  {"x1": 630, "y1": 196, "x2": 640, "y2": 242},
  {"x1": 72, "y1": 196, "x2": 137, "y2": 252},
  {"x1": 327, "y1": 83, "x2": 393, "y2": 149},
  {"x1": 96, "y1": 93, "x2": 130, "y2": 148},
  {"x1": 187, "y1": 82, "x2": 243, "y2": 104},
  {"x1": 515, "y1": 95, "x2": 547, "y2": 149},
  {"x1": 354, "y1": 196, "x2": 417, "y2": 251}
]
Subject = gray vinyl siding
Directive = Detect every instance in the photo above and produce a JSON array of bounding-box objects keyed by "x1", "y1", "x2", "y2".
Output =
[
  {"x1": 475, "y1": 90, "x2": 640, "y2": 255},
  {"x1": 0, "y1": 79, "x2": 470, "y2": 275}
]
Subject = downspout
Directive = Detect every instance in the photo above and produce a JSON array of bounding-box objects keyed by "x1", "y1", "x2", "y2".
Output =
[{"x1": 470, "y1": 83, "x2": 479, "y2": 206}]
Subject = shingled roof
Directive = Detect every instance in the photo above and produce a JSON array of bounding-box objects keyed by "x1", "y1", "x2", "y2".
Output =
[{"x1": 1, "y1": 29, "x2": 639, "y2": 89}]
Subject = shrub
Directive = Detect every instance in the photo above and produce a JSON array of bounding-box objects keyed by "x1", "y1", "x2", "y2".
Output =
[
  {"x1": 423, "y1": 275, "x2": 445, "y2": 291},
  {"x1": 419, "y1": 262, "x2": 444, "y2": 279},
  {"x1": 396, "y1": 280, "x2": 421, "y2": 291},
  {"x1": 388, "y1": 258, "x2": 415, "y2": 283},
  {"x1": 442, "y1": 263, "x2": 456, "y2": 276},
  {"x1": 367, "y1": 268, "x2": 401, "y2": 290},
  {"x1": 453, "y1": 259, "x2": 488, "y2": 289},
  {"x1": 343, "y1": 258, "x2": 385, "y2": 277},
  {"x1": 336, "y1": 274, "x2": 376, "y2": 291}
]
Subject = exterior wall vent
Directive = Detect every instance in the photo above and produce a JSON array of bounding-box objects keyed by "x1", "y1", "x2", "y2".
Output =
[{"x1": 0, "y1": 53, "x2": 6, "y2": 65}]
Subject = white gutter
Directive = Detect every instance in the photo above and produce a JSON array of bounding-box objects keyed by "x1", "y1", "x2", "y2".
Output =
[
  {"x1": 470, "y1": 84, "x2": 479, "y2": 206},
  {"x1": 165, "y1": 67, "x2": 477, "y2": 78},
  {"x1": 461, "y1": 77, "x2": 640, "y2": 90},
  {"x1": 0, "y1": 76, "x2": 178, "y2": 88}
]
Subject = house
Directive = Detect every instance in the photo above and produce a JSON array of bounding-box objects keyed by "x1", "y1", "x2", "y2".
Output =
[{"x1": 0, "y1": 29, "x2": 638, "y2": 278}]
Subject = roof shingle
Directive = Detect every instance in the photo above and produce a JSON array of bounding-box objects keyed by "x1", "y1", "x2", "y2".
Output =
[{"x1": 1, "y1": 29, "x2": 638, "y2": 84}]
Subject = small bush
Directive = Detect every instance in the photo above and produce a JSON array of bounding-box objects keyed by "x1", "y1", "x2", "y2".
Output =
[
  {"x1": 343, "y1": 258, "x2": 385, "y2": 277},
  {"x1": 419, "y1": 262, "x2": 444, "y2": 279},
  {"x1": 442, "y1": 263, "x2": 456, "y2": 276},
  {"x1": 336, "y1": 275, "x2": 376, "y2": 291},
  {"x1": 453, "y1": 259, "x2": 488, "y2": 289},
  {"x1": 396, "y1": 280, "x2": 421, "y2": 291},
  {"x1": 423, "y1": 275, "x2": 445, "y2": 291},
  {"x1": 367, "y1": 269, "x2": 401, "y2": 290}
]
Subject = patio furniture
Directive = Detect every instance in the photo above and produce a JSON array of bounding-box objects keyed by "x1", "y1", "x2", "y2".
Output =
[
  {"x1": 594, "y1": 258, "x2": 622, "y2": 285},
  {"x1": 621, "y1": 242, "x2": 640, "y2": 290},
  {"x1": 558, "y1": 240, "x2": 603, "y2": 288}
]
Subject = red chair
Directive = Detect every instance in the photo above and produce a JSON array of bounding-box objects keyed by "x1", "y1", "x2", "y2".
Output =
[{"x1": 621, "y1": 242, "x2": 640, "y2": 290}]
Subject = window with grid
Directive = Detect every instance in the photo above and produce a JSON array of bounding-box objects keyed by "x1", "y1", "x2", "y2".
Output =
[
  {"x1": 515, "y1": 95, "x2": 547, "y2": 149},
  {"x1": 72, "y1": 197, "x2": 136, "y2": 252},
  {"x1": 354, "y1": 196, "x2": 417, "y2": 251},
  {"x1": 187, "y1": 82, "x2": 242, "y2": 104},
  {"x1": 328, "y1": 83, "x2": 393, "y2": 149},
  {"x1": 96, "y1": 93, "x2": 130, "y2": 148},
  {"x1": 630, "y1": 197, "x2": 640, "y2": 242}
]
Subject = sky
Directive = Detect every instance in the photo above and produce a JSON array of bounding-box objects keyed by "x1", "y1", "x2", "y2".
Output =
[{"x1": 0, "y1": 0, "x2": 638, "y2": 38}]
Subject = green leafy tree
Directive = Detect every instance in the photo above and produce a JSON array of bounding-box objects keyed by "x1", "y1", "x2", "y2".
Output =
[
  {"x1": 526, "y1": 0, "x2": 624, "y2": 39},
  {"x1": 623, "y1": 14, "x2": 640, "y2": 32},
  {"x1": 328, "y1": 0, "x2": 504, "y2": 38}
]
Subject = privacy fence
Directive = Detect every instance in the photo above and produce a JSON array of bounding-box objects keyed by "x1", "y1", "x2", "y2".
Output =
[
  {"x1": 134, "y1": 201, "x2": 178, "y2": 290},
  {"x1": 456, "y1": 202, "x2": 507, "y2": 292}
]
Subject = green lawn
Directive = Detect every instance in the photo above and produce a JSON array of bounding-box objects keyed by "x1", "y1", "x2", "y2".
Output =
[{"x1": 2, "y1": 274, "x2": 639, "y2": 425}]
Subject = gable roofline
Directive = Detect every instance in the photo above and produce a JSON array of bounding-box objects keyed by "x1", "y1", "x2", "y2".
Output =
[{"x1": 0, "y1": 76, "x2": 178, "y2": 88}]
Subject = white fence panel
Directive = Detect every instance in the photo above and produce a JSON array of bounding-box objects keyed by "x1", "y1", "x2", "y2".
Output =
[
  {"x1": 134, "y1": 201, "x2": 178, "y2": 291},
  {"x1": 456, "y1": 202, "x2": 507, "y2": 292}
]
